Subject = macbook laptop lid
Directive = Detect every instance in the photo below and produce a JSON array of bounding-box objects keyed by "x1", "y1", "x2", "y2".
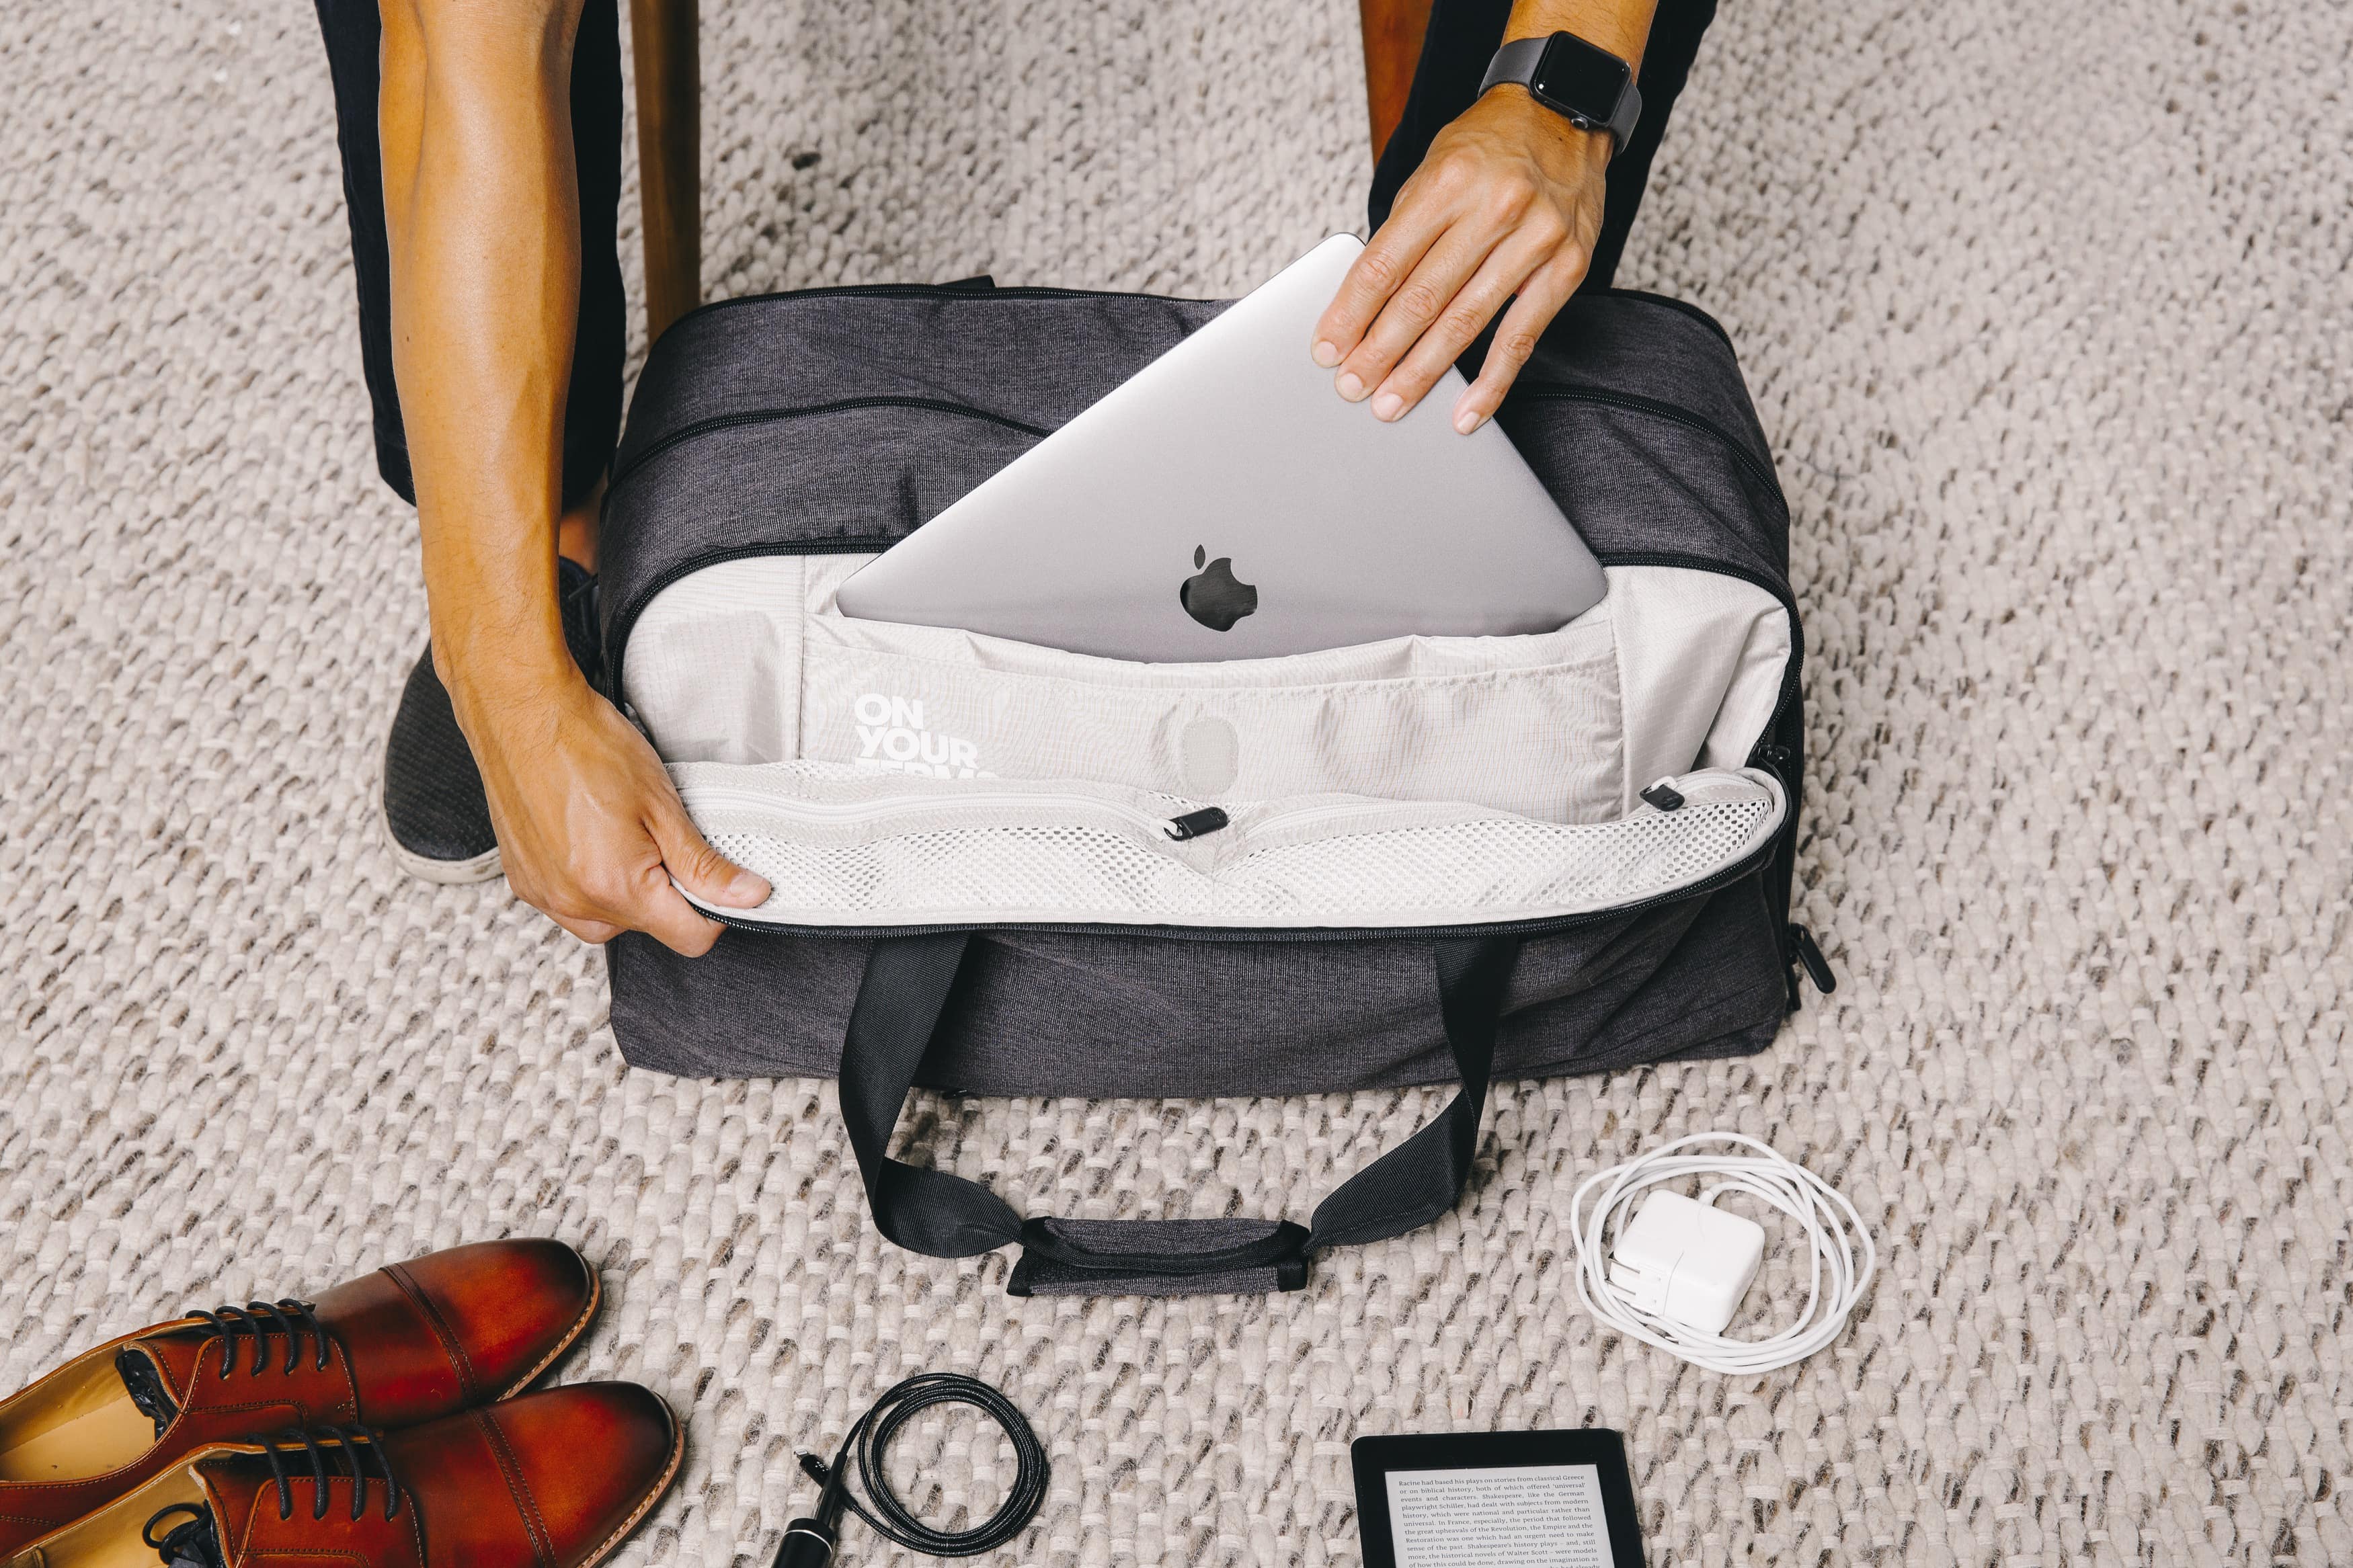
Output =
[{"x1": 833, "y1": 235, "x2": 1607, "y2": 661}]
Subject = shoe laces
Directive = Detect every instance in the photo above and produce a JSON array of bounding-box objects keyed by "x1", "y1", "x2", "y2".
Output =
[
  {"x1": 255, "y1": 1423, "x2": 406, "y2": 1522},
  {"x1": 186, "y1": 1299, "x2": 334, "y2": 1378},
  {"x1": 142, "y1": 1503, "x2": 223, "y2": 1568},
  {"x1": 138, "y1": 1425, "x2": 405, "y2": 1567}
]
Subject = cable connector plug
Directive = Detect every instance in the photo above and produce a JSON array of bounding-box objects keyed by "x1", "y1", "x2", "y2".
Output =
[
  {"x1": 772, "y1": 1451, "x2": 845, "y2": 1568},
  {"x1": 772, "y1": 1516, "x2": 838, "y2": 1568}
]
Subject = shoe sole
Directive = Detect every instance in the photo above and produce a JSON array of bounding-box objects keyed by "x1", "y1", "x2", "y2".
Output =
[
  {"x1": 494, "y1": 1254, "x2": 605, "y2": 1402},
  {"x1": 575, "y1": 1396, "x2": 688, "y2": 1568},
  {"x1": 378, "y1": 798, "x2": 504, "y2": 886}
]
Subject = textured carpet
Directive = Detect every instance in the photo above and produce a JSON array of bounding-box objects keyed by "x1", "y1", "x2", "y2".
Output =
[{"x1": 3, "y1": 1, "x2": 2348, "y2": 1564}]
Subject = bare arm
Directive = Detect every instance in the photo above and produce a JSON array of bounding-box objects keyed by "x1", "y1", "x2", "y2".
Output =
[
  {"x1": 1315, "y1": 0, "x2": 1657, "y2": 431},
  {"x1": 379, "y1": 0, "x2": 766, "y2": 952}
]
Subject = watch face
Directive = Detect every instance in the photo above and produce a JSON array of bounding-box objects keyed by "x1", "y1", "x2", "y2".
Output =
[{"x1": 1531, "y1": 33, "x2": 1630, "y2": 124}]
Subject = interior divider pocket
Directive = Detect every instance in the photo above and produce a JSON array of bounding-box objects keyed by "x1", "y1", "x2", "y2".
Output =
[{"x1": 799, "y1": 558, "x2": 1626, "y2": 823}]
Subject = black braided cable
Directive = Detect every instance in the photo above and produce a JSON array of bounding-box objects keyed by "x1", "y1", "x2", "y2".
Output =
[{"x1": 801, "y1": 1373, "x2": 1048, "y2": 1559}]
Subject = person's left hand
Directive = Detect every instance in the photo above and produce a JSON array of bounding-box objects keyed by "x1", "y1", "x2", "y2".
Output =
[{"x1": 1312, "y1": 85, "x2": 1611, "y2": 434}]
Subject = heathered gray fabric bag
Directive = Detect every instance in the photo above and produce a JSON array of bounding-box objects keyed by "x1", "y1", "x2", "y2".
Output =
[{"x1": 597, "y1": 276, "x2": 1829, "y2": 1296}]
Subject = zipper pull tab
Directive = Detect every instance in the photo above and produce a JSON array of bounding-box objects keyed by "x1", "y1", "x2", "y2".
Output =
[
  {"x1": 1788, "y1": 924, "x2": 1837, "y2": 995},
  {"x1": 1166, "y1": 807, "x2": 1230, "y2": 841},
  {"x1": 1640, "y1": 780, "x2": 1686, "y2": 812},
  {"x1": 1752, "y1": 742, "x2": 1794, "y2": 780}
]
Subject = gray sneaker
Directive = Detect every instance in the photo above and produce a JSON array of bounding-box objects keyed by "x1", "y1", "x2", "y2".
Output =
[{"x1": 379, "y1": 559, "x2": 602, "y2": 883}]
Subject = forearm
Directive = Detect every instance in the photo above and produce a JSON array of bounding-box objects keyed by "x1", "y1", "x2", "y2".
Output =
[
  {"x1": 1503, "y1": 0, "x2": 1656, "y2": 73},
  {"x1": 372, "y1": 0, "x2": 766, "y2": 949},
  {"x1": 379, "y1": 0, "x2": 588, "y2": 712}
]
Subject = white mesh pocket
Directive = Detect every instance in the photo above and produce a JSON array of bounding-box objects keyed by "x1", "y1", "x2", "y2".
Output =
[
  {"x1": 704, "y1": 823, "x2": 1211, "y2": 921},
  {"x1": 1224, "y1": 800, "x2": 1773, "y2": 921},
  {"x1": 678, "y1": 764, "x2": 1782, "y2": 930}
]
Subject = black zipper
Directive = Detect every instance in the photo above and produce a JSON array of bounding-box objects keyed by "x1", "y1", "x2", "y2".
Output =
[
  {"x1": 1789, "y1": 923, "x2": 1837, "y2": 992},
  {"x1": 660, "y1": 278, "x2": 1203, "y2": 329},
  {"x1": 1507, "y1": 384, "x2": 1787, "y2": 515},
  {"x1": 657, "y1": 276, "x2": 1737, "y2": 357},
  {"x1": 608, "y1": 397, "x2": 1050, "y2": 499},
  {"x1": 696, "y1": 823, "x2": 1785, "y2": 944}
]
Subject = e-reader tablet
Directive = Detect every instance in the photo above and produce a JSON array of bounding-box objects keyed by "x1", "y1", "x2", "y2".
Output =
[{"x1": 1349, "y1": 1429, "x2": 1644, "y2": 1568}]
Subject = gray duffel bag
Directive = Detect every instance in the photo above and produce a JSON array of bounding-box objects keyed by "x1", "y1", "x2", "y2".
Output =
[{"x1": 596, "y1": 274, "x2": 1829, "y2": 1297}]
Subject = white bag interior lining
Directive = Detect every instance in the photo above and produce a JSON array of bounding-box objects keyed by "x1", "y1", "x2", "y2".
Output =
[
  {"x1": 625, "y1": 559, "x2": 1790, "y2": 821},
  {"x1": 629, "y1": 556, "x2": 1791, "y2": 928}
]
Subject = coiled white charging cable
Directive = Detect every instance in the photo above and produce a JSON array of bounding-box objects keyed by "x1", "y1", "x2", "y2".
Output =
[{"x1": 1567, "y1": 1132, "x2": 1874, "y2": 1375}]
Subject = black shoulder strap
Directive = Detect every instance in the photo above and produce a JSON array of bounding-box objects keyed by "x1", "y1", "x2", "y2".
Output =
[{"x1": 837, "y1": 932, "x2": 1520, "y2": 1296}]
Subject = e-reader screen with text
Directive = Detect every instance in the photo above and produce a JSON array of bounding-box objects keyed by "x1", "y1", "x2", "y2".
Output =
[{"x1": 1351, "y1": 1430, "x2": 1642, "y2": 1568}]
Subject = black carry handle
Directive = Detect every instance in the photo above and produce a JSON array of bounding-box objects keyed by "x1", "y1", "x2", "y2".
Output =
[{"x1": 838, "y1": 931, "x2": 1521, "y2": 1298}]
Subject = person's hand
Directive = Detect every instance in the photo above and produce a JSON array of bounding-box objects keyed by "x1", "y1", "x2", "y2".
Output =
[
  {"x1": 448, "y1": 661, "x2": 771, "y2": 954},
  {"x1": 1313, "y1": 86, "x2": 1611, "y2": 434}
]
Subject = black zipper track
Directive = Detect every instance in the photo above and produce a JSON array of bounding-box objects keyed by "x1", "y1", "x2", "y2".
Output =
[
  {"x1": 696, "y1": 823, "x2": 1783, "y2": 944},
  {"x1": 664, "y1": 280, "x2": 1172, "y2": 324},
  {"x1": 651, "y1": 276, "x2": 1737, "y2": 356},
  {"x1": 1507, "y1": 384, "x2": 1786, "y2": 514},
  {"x1": 608, "y1": 397, "x2": 1050, "y2": 499}
]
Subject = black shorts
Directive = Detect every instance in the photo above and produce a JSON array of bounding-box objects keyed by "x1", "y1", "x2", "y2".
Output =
[{"x1": 314, "y1": 0, "x2": 1712, "y2": 509}]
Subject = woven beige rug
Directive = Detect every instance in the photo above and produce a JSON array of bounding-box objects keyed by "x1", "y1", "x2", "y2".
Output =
[{"x1": 3, "y1": 1, "x2": 2347, "y2": 1563}]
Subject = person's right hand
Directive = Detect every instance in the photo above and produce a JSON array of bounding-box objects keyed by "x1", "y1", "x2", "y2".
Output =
[{"x1": 448, "y1": 662, "x2": 771, "y2": 954}]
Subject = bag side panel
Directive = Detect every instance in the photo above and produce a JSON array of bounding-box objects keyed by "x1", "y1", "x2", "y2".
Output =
[
  {"x1": 616, "y1": 292, "x2": 1227, "y2": 469},
  {"x1": 604, "y1": 875, "x2": 1784, "y2": 1095},
  {"x1": 1499, "y1": 401, "x2": 1789, "y2": 592},
  {"x1": 1526, "y1": 294, "x2": 1778, "y2": 479},
  {"x1": 605, "y1": 929, "x2": 872, "y2": 1078},
  {"x1": 603, "y1": 411, "x2": 1045, "y2": 679}
]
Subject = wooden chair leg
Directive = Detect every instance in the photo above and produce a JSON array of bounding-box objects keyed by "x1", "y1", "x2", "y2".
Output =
[
  {"x1": 629, "y1": 0, "x2": 700, "y2": 342},
  {"x1": 1359, "y1": 0, "x2": 1435, "y2": 161}
]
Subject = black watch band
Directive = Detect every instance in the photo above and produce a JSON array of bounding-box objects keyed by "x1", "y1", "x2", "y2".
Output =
[{"x1": 1478, "y1": 34, "x2": 1642, "y2": 157}]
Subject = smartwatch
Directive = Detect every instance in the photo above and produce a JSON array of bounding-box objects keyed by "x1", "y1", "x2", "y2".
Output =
[{"x1": 1477, "y1": 32, "x2": 1642, "y2": 157}]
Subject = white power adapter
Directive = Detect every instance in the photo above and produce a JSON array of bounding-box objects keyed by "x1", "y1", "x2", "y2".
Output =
[
  {"x1": 1569, "y1": 1132, "x2": 1874, "y2": 1374},
  {"x1": 1605, "y1": 1188, "x2": 1766, "y2": 1335}
]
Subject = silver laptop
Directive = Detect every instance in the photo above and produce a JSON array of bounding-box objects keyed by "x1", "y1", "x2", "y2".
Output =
[{"x1": 834, "y1": 235, "x2": 1607, "y2": 661}]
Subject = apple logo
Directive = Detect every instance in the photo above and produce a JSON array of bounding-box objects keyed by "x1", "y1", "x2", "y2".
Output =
[{"x1": 1179, "y1": 545, "x2": 1259, "y2": 632}]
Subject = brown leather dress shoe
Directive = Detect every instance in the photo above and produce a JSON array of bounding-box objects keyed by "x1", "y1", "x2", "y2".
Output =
[
  {"x1": 2, "y1": 1385, "x2": 680, "y2": 1568},
  {"x1": 0, "y1": 1241, "x2": 598, "y2": 1557}
]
